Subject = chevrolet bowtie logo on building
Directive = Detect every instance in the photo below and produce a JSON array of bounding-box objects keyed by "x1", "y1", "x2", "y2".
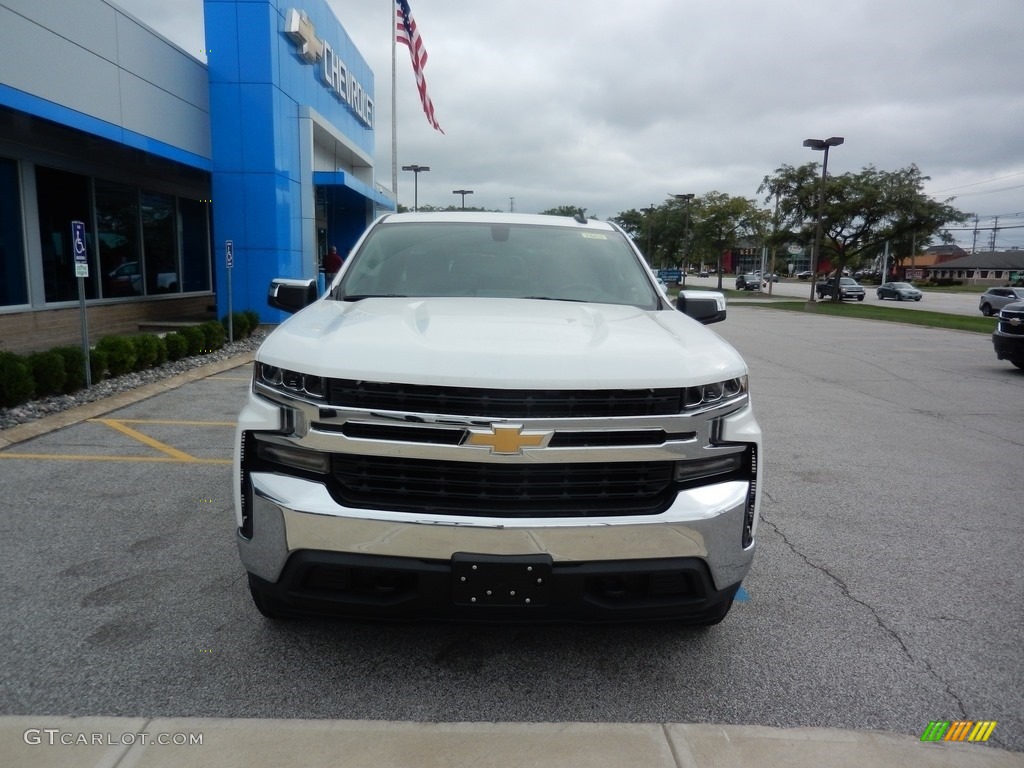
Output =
[
  {"x1": 283, "y1": 9, "x2": 323, "y2": 63},
  {"x1": 283, "y1": 9, "x2": 374, "y2": 128},
  {"x1": 464, "y1": 424, "x2": 552, "y2": 455}
]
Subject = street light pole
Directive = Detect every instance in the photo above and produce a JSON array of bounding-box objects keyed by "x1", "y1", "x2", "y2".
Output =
[
  {"x1": 452, "y1": 189, "x2": 474, "y2": 210},
  {"x1": 802, "y1": 137, "x2": 843, "y2": 302},
  {"x1": 401, "y1": 164, "x2": 430, "y2": 211}
]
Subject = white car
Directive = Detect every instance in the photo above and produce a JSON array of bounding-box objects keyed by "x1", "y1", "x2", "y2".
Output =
[{"x1": 236, "y1": 212, "x2": 761, "y2": 625}]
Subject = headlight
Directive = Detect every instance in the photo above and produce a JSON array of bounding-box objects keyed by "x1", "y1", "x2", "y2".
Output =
[
  {"x1": 683, "y1": 376, "x2": 747, "y2": 410},
  {"x1": 257, "y1": 362, "x2": 326, "y2": 400}
]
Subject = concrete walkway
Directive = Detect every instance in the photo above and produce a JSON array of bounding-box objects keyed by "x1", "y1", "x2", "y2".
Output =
[{"x1": 3, "y1": 716, "x2": 1022, "y2": 768}]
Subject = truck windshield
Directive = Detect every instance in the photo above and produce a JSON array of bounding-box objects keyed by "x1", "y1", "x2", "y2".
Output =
[{"x1": 334, "y1": 221, "x2": 660, "y2": 309}]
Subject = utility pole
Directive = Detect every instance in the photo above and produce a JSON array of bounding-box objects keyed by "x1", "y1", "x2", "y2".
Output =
[
  {"x1": 990, "y1": 216, "x2": 999, "y2": 251},
  {"x1": 971, "y1": 215, "x2": 980, "y2": 254},
  {"x1": 509, "y1": 196, "x2": 515, "y2": 213}
]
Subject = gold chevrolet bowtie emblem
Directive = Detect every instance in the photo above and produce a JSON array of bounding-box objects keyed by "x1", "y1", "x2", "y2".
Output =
[
  {"x1": 284, "y1": 9, "x2": 324, "y2": 63},
  {"x1": 465, "y1": 424, "x2": 550, "y2": 454}
]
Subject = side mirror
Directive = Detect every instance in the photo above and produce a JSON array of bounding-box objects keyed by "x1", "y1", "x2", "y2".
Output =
[
  {"x1": 268, "y1": 278, "x2": 317, "y2": 314},
  {"x1": 676, "y1": 290, "x2": 727, "y2": 324}
]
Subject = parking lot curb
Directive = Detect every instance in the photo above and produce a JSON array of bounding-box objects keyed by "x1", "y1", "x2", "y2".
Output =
[{"x1": 0, "y1": 352, "x2": 254, "y2": 451}]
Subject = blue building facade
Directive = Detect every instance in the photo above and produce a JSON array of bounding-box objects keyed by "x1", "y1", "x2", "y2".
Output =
[
  {"x1": 204, "y1": 0, "x2": 392, "y2": 322},
  {"x1": 0, "y1": 0, "x2": 391, "y2": 352}
]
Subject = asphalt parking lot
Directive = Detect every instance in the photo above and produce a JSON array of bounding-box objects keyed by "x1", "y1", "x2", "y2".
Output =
[{"x1": 0, "y1": 307, "x2": 1021, "y2": 758}]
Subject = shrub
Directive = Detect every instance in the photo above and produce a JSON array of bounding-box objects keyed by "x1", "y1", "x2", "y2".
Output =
[
  {"x1": 152, "y1": 335, "x2": 168, "y2": 366},
  {"x1": 179, "y1": 326, "x2": 205, "y2": 356},
  {"x1": 26, "y1": 351, "x2": 67, "y2": 396},
  {"x1": 52, "y1": 346, "x2": 86, "y2": 393},
  {"x1": 96, "y1": 335, "x2": 137, "y2": 377},
  {"x1": 89, "y1": 347, "x2": 108, "y2": 383},
  {"x1": 222, "y1": 312, "x2": 250, "y2": 340},
  {"x1": 0, "y1": 351, "x2": 35, "y2": 407},
  {"x1": 164, "y1": 332, "x2": 189, "y2": 361},
  {"x1": 244, "y1": 309, "x2": 261, "y2": 334},
  {"x1": 131, "y1": 334, "x2": 160, "y2": 371},
  {"x1": 199, "y1": 321, "x2": 226, "y2": 352}
]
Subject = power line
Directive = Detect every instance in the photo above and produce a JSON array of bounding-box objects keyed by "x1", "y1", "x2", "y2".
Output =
[{"x1": 931, "y1": 170, "x2": 1024, "y2": 194}]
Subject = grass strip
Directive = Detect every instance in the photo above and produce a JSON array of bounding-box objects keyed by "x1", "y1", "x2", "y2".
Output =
[{"x1": 743, "y1": 300, "x2": 996, "y2": 334}]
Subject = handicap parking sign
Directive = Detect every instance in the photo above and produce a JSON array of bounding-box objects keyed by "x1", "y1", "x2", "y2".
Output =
[{"x1": 71, "y1": 220, "x2": 88, "y2": 277}]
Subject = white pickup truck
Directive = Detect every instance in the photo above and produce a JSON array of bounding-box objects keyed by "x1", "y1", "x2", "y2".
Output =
[{"x1": 234, "y1": 212, "x2": 762, "y2": 625}]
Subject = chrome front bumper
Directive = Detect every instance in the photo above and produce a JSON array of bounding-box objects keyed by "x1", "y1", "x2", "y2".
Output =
[{"x1": 238, "y1": 471, "x2": 755, "y2": 592}]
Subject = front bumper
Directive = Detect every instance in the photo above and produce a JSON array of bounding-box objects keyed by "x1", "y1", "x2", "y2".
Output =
[
  {"x1": 240, "y1": 472, "x2": 752, "y2": 622},
  {"x1": 993, "y1": 331, "x2": 1024, "y2": 361},
  {"x1": 233, "y1": 381, "x2": 761, "y2": 622}
]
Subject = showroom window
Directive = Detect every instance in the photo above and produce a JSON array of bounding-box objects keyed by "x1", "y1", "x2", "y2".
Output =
[
  {"x1": 95, "y1": 179, "x2": 141, "y2": 299},
  {"x1": 0, "y1": 157, "x2": 28, "y2": 307},
  {"x1": 179, "y1": 197, "x2": 211, "y2": 293},
  {"x1": 36, "y1": 166, "x2": 97, "y2": 302},
  {"x1": 141, "y1": 190, "x2": 179, "y2": 293}
]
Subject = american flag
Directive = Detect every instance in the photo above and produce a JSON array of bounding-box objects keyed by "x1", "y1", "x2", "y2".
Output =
[{"x1": 395, "y1": 0, "x2": 443, "y2": 133}]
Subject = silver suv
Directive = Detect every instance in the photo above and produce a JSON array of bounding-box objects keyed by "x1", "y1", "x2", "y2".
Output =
[{"x1": 979, "y1": 287, "x2": 1024, "y2": 316}]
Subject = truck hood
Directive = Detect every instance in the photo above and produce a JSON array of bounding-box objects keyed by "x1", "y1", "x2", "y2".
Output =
[{"x1": 257, "y1": 297, "x2": 746, "y2": 389}]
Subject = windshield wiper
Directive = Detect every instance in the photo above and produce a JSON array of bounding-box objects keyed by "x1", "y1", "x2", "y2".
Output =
[
  {"x1": 523, "y1": 295, "x2": 588, "y2": 303},
  {"x1": 340, "y1": 294, "x2": 407, "y2": 302}
]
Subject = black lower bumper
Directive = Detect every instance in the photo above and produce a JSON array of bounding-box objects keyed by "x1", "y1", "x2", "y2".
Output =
[
  {"x1": 993, "y1": 332, "x2": 1024, "y2": 362},
  {"x1": 248, "y1": 550, "x2": 741, "y2": 625}
]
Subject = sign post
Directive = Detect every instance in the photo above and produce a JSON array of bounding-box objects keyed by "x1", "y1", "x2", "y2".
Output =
[
  {"x1": 72, "y1": 220, "x2": 92, "y2": 387},
  {"x1": 225, "y1": 240, "x2": 234, "y2": 343}
]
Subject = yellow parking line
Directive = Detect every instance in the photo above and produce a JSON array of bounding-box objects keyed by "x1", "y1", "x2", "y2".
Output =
[
  {"x1": 91, "y1": 418, "x2": 198, "y2": 461},
  {"x1": 0, "y1": 453, "x2": 230, "y2": 464},
  {"x1": 111, "y1": 419, "x2": 236, "y2": 427}
]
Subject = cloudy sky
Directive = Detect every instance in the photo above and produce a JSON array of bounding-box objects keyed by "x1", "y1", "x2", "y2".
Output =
[{"x1": 115, "y1": 0, "x2": 1024, "y2": 251}]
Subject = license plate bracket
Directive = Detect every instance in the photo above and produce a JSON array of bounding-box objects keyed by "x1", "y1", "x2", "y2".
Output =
[{"x1": 451, "y1": 553, "x2": 552, "y2": 607}]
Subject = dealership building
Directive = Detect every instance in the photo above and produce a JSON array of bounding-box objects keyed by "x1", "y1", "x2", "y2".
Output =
[{"x1": 0, "y1": 0, "x2": 393, "y2": 354}]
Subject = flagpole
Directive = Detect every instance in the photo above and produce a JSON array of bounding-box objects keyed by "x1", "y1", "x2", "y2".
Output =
[{"x1": 391, "y1": 0, "x2": 398, "y2": 197}]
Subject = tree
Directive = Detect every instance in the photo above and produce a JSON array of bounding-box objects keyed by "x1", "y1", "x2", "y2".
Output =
[
  {"x1": 761, "y1": 163, "x2": 969, "y2": 299},
  {"x1": 539, "y1": 205, "x2": 590, "y2": 219},
  {"x1": 689, "y1": 192, "x2": 764, "y2": 290}
]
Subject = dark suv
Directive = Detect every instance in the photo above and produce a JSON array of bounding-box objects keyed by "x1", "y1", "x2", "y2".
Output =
[
  {"x1": 993, "y1": 301, "x2": 1024, "y2": 370},
  {"x1": 735, "y1": 273, "x2": 760, "y2": 291}
]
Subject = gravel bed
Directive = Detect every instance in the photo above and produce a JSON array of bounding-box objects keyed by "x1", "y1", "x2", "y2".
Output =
[{"x1": 0, "y1": 331, "x2": 266, "y2": 431}]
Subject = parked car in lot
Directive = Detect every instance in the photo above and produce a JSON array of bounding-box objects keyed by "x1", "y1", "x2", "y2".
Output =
[
  {"x1": 992, "y1": 301, "x2": 1024, "y2": 370},
  {"x1": 698, "y1": 270, "x2": 710, "y2": 277},
  {"x1": 979, "y1": 287, "x2": 1024, "y2": 316},
  {"x1": 106, "y1": 261, "x2": 178, "y2": 295},
  {"x1": 816, "y1": 276, "x2": 866, "y2": 301},
  {"x1": 237, "y1": 212, "x2": 761, "y2": 625},
  {"x1": 876, "y1": 282, "x2": 923, "y2": 301},
  {"x1": 796, "y1": 271, "x2": 813, "y2": 280},
  {"x1": 735, "y1": 273, "x2": 761, "y2": 291}
]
